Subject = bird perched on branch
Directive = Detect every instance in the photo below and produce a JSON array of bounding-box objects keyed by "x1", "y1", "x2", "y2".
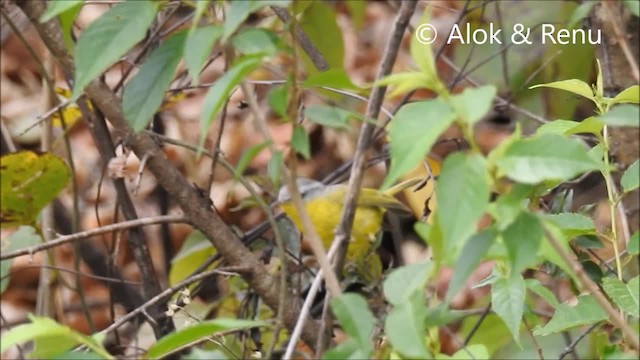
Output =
[{"x1": 277, "y1": 177, "x2": 419, "y2": 282}]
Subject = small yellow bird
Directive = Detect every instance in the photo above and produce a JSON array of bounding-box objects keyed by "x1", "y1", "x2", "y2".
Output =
[{"x1": 277, "y1": 178, "x2": 419, "y2": 281}]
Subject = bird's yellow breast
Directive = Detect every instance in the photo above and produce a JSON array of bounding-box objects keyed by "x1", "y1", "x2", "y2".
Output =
[{"x1": 280, "y1": 194, "x2": 385, "y2": 261}]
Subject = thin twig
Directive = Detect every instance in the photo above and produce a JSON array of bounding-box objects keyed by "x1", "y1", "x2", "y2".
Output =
[
  {"x1": 544, "y1": 227, "x2": 639, "y2": 351},
  {"x1": 0, "y1": 215, "x2": 186, "y2": 261},
  {"x1": 271, "y1": 6, "x2": 328, "y2": 72},
  {"x1": 558, "y1": 322, "x2": 601, "y2": 360},
  {"x1": 331, "y1": 0, "x2": 417, "y2": 281},
  {"x1": 283, "y1": 240, "x2": 343, "y2": 360},
  {"x1": 97, "y1": 267, "x2": 249, "y2": 337},
  {"x1": 463, "y1": 302, "x2": 492, "y2": 345}
]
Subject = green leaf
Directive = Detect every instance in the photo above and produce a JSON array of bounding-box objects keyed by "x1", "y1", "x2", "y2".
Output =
[
  {"x1": 436, "y1": 344, "x2": 489, "y2": 360},
  {"x1": 621, "y1": 159, "x2": 639, "y2": 193},
  {"x1": 40, "y1": 0, "x2": 82, "y2": 23},
  {"x1": 223, "y1": 0, "x2": 253, "y2": 40},
  {"x1": 323, "y1": 339, "x2": 364, "y2": 360},
  {"x1": 381, "y1": 99, "x2": 456, "y2": 190},
  {"x1": 373, "y1": 71, "x2": 430, "y2": 98},
  {"x1": 330, "y1": 293, "x2": 374, "y2": 356},
  {"x1": 0, "y1": 226, "x2": 42, "y2": 293},
  {"x1": 169, "y1": 231, "x2": 215, "y2": 287},
  {"x1": 267, "y1": 85, "x2": 288, "y2": 118},
  {"x1": 0, "y1": 315, "x2": 112, "y2": 359},
  {"x1": 304, "y1": 105, "x2": 353, "y2": 129},
  {"x1": 303, "y1": 69, "x2": 359, "y2": 90},
  {"x1": 199, "y1": 55, "x2": 262, "y2": 151},
  {"x1": 525, "y1": 279, "x2": 560, "y2": 308},
  {"x1": 147, "y1": 319, "x2": 267, "y2": 359},
  {"x1": 567, "y1": 1, "x2": 596, "y2": 28},
  {"x1": 596, "y1": 59, "x2": 604, "y2": 98},
  {"x1": 383, "y1": 261, "x2": 432, "y2": 306},
  {"x1": 299, "y1": 1, "x2": 343, "y2": 71},
  {"x1": 502, "y1": 212, "x2": 543, "y2": 273},
  {"x1": 436, "y1": 153, "x2": 490, "y2": 251},
  {"x1": 540, "y1": 223, "x2": 575, "y2": 278},
  {"x1": 535, "y1": 120, "x2": 579, "y2": 136},
  {"x1": 123, "y1": 31, "x2": 187, "y2": 132},
  {"x1": 72, "y1": 0, "x2": 157, "y2": 100},
  {"x1": 190, "y1": 0, "x2": 212, "y2": 31},
  {"x1": 628, "y1": 231, "x2": 639, "y2": 255},
  {"x1": 597, "y1": 104, "x2": 640, "y2": 127},
  {"x1": 541, "y1": 213, "x2": 596, "y2": 238},
  {"x1": 291, "y1": 125, "x2": 310, "y2": 160},
  {"x1": 446, "y1": 228, "x2": 495, "y2": 301},
  {"x1": 566, "y1": 116, "x2": 604, "y2": 137},
  {"x1": 496, "y1": 133, "x2": 600, "y2": 184},
  {"x1": 184, "y1": 26, "x2": 222, "y2": 85},
  {"x1": 491, "y1": 271, "x2": 525, "y2": 344},
  {"x1": 533, "y1": 295, "x2": 607, "y2": 336},
  {"x1": 602, "y1": 276, "x2": 639, "y2": 318},
  {"x1": 450, "y1": 85, "x2": 497, "y2": 125},
  {"x1": 268, "y1": 150, "x2": 283, "y2": 188},
  {"x1": 425, "y1": 304, "x2": 468, "y2": 327},
  {"x1": 489, "y1": 184, "x2": 534, "y2": 231},
  {"x1": 58, "y1": 3, "x2": 81, "y2": 52},
  {"x1": 385, "y1": 292, "x2": 430, "y2": 359},
  {"x1": 410, "y1": 7, "x2": 441, "y2": 94},
  {"x1": 232, "y1": 28, "x2": 280, "y2": 56},
  {"x1": 611, "y1": 85, "x2": 640, "y2": 105},
  {"x1": 235, "y1": 141, "x2": 272, "y2": 178},
  {"x1": 530, "y1": 79, "x2": 594, "y2": 101},
  {"x1": 1, "y1": 151, "x2": 70, "y2": 228}
]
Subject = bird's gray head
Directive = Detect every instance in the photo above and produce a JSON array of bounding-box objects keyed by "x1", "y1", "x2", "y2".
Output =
[{"x1": 277, "y1": 178, "x2": 325, "y2": 203}]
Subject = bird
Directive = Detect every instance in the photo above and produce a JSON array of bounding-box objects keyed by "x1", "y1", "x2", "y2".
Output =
[{"x1": 277, "y1": 177, "x2": 419, "y2": 282}]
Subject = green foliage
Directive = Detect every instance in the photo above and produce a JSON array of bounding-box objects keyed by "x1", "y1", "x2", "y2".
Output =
[
  {"x1": 303, "y1": 69, "x2": 360, "y2": 91},
  {"x1": 449, "y1": 86, "x2": 498, "y2": 125},
  {"x1": 533, "y1": 295, "x2": 607, "y2": 336},
  {"x1": 184, "y1": 26, "x2": 223, "y2": 85},
  {"x1": 1, "y1": 151, "x2": 70, "y2": 228},
  {"x1": 299, "y1": 1, "x2": 344, "y2": 72},
  {"x1": 385, "y1": 292, "x2": 430, "y2": 359},
  {"x1": 602, "y1": 276, "x2": 640, "y2": 318},
  {"x1": 597, "y1": 104, "x2": 640, "y2": 127},
  {"x1": 495, "y1": 133, "x2": 601, "y2": 184},
  {"x1": 326, "y1": 294, "x2": 375, "y2": 359},
  {"x1": 235, "y1": 141, "x2": 272, "y2": 179},
  {"x1": 446, "y1": 229, "x2": 496, "y2": 301},
  {"x1": 199, "y1": 55, "x2": 262, "y2": 151},
  {"x1": 621, "y1": 159, "x2": 639, "y2": 193},
  {"x1": 0, "y1": 315, "x2": 111, "y2": 359},
  {"x1": 39, "y1": 0, "x2": 82, "y2": 22},
  {"x1": 382, "y1": 100, "x2": 456, "y2": 190},
  {"x1": 146, "y1": 318, "x2": 268, "y2": 359},
  {"x1": 382, "y1": 261, "x2": 432, "y2": 358},
  {"x1": 123, "y1": 31, "x2": 187, "y2": 132},
  {"x1": 304, "y1": 105, "x2": 355, "y2": 130},
  {"x1": 291, "y1": 125, "x2": 311, "y2": 159},
  {"x1": 491, "y1": 271, "x2": 526, "y2": 344},
  {"x1": 383, "y1": 261, "x2": 432, "y2": 305},
  {"x1": 169, "y1": 231, "x2": 216, "y2": 287},
  {"x1": 72, "y1": 0, "x2": 157, "y2": 101},
  {"x1": 502, "y1": 212, "x2": 543, "y2": 273},
  {"x1": 436, "y1": 153, "x2": 490, "y2": 252}
]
